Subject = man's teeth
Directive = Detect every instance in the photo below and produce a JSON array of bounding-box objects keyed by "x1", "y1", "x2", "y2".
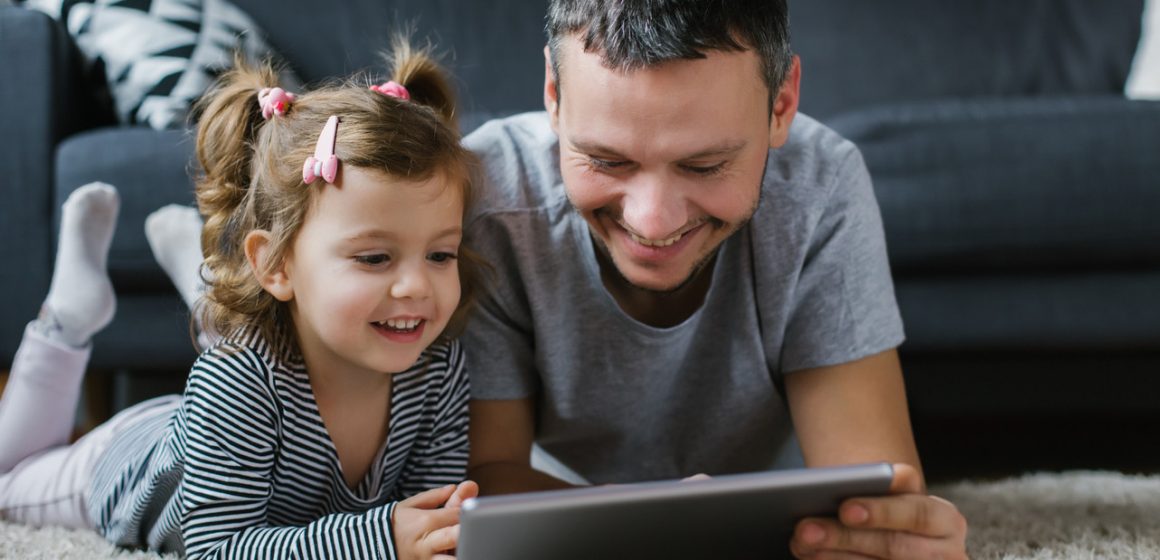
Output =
[
  {"x1": 630, "y1": 232, "x2": 683, "y2": 247},
  {"x1": 375, "y1": 319, "x2": 422, "y2": 330}
]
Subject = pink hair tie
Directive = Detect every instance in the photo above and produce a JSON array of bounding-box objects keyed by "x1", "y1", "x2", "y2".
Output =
[
  {"x1": 258, "y1": 87, "x2": 296, "y2": 119},
  {"x1": 303, "y1": 116, "x2": 340, "y2": 185},
  {"x1": 370, "y1": 81, "x2": 410, "y2": 100}
]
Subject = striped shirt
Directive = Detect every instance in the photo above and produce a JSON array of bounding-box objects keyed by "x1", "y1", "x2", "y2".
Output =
[{"x1": 86, "y1": 329, "x2": 470, "y2": 558}]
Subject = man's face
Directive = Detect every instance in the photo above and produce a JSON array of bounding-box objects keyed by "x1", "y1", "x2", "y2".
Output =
[{"x1": 548, "y1": 36, "x2": 784, "y2": 293}]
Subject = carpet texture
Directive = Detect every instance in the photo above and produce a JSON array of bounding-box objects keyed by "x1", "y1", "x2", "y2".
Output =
[{"x1": 2, "y1": 471, "x2": 1158, "y2": 559}]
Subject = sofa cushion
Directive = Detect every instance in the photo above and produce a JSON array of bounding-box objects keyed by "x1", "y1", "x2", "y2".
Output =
[
  {"x1": 56, "y1": 127, "x2": 197, "y2": 291},
  {"x1": 792, "y1": 0, "x2": 1145, "y2": 120},
  {"x1": 896, "y1": 271, "x2": 1160, "y2": 354},
  {"x1": 27, "y1": 0, "x2": 301, "y2": 129},
  {"x1": 230, "y1": 0, "x2": 550, "y2": 121},
  {"x1": 828, "y1": 96, "x2": 1160, "y2": 273}
]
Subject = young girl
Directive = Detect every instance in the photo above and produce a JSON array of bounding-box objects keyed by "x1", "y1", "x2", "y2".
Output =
[{"x1": 0, "y1": 41, "x2": 485, "y2": 559}]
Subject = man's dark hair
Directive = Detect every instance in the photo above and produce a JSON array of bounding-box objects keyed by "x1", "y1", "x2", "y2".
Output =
[{"x1": 546, "y1": 0, "x2": 791, "y2": 101}]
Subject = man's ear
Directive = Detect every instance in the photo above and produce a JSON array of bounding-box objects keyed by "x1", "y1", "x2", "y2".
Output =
[
  {"x1": 769, "y1": 55, "x2": 802, "y2": 149},
  {"x1": 544, "y1": 44, "x2": 561, "y2": 131},
  {"x1": 244, "y1": 230, "x2": 293, "y2": 302}
]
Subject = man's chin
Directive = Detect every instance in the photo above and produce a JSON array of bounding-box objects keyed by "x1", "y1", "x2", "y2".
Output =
[{"x1": 613, "y1": 262, "x2": 700, "y2": 295}]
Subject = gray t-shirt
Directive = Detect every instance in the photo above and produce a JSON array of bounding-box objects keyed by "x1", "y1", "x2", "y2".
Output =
[{"x1": 462, "y1": 112, "x2": 904, "y2": 484}]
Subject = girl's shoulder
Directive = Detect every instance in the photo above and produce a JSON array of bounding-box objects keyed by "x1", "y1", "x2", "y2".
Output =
[
  {"x1": 415, "y1": 338, "x2": 468, "y2": 398},
  {"x1": 190, "y1": 327, "x2": 302, "y2": 390},
  {"x1": 420, "y1": 337, "x2": 462, "y2": 366}
]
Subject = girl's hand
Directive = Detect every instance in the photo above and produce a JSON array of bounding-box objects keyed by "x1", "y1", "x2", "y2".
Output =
[
  {"x1": 444, "y1": 480, "x2": 480, "y2": 509},
  {"x1": 789, "y1": 464, "x2": 969, "y2": 559},
  {"x1": 392, "y1": 481, "x2": 479, "y2": 560}
]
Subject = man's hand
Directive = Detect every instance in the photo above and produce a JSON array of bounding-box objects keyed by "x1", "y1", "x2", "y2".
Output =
[
  {"x1": 789, "y1": 464, "x2": 968, "y2": 559},
  {"x1": 392, "y1": 481, "x2": 479, "y2": 560}
]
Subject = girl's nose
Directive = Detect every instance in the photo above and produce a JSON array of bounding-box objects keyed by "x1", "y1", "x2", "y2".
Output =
[{"x1": 389, "y1": 262, "x2": 433, "y2": 300}]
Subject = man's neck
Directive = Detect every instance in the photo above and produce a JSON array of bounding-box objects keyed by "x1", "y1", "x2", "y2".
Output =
[{"x1": 596, "y1": 247, "x2": 717, "y2": 328}]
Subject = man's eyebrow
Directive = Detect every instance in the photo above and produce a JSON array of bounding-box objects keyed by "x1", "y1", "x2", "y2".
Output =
[
  {"x1": 569, "y1": 139, "x2": 628, "y2": 158},
  {"x1": 681, "y1": 141, "x2": 748, "y2": 160},
  {"x1": 568, "y1": 138, "x2": 747, "y2": 161}
]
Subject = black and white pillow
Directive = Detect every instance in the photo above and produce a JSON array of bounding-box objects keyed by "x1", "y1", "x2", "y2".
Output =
[
  {"x1": 25, "y1": 0, "x2": 301, "y2": 129},
  {"x1": 1128, "y1": 0, "x2": 1160, "y2": 99}
]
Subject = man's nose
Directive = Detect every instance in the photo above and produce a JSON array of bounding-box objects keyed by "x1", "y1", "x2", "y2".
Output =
[{"x1": 619, "y1": 174, "x2": 687, "y2": 241}]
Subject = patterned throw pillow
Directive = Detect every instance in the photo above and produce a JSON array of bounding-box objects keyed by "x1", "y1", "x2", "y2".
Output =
[{"x1": 25, "y1": 0, "x2": 301, "y2": 130}]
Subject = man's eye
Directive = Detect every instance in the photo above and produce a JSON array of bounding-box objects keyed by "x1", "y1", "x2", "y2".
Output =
[
  {"x1": 355, "y1": 254, "x2": 390, "y2": 266},
  {"x1": 589, "y1": 157, "x2": 628, "y2": 170},
  {"x1": 428, "y1": 252, "x2": 459, "y2": 264},
  {"x1": 683, "y1": 163, "x2": 726, "y2": 176}
]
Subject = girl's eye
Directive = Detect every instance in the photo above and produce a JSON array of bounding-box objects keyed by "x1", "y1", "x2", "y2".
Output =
[
  {"x1": 428, "y1": 252, "x2": 459, "y2": 264},
  {"x1": 355, "y1": 254, "x2": 390, "y2": 266}
]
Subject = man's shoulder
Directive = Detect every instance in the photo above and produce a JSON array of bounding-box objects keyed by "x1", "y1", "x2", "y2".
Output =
[
  {"x1": 745, "y1": 113, "x2": 874, "y2": 261},
  {"x1": 463, "y1": 112, "x2": 568, "y2": 222},
  {"x1": 464, "y1": 111, "x2": 555, "y2": 157},
  {"x1": 767, "y1": 113, "x2": 862, "y2": 191}
]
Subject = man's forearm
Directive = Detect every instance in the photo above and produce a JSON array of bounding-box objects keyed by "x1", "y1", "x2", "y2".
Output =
[{"x1": 468, "y1": 462, "x2": 577, "y2": 496}]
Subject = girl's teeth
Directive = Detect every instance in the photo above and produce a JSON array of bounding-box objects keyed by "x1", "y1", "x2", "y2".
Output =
[{"x1": 382, "y1": 319, "x2": 421, "y2": 330}]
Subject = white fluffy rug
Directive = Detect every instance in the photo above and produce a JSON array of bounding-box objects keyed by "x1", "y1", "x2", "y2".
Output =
[{"x1": 2, "y1": 471, "x2": 1158, "y2": 559}]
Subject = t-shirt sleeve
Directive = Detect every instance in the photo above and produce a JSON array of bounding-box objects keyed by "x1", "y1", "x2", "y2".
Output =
[
  {"x1": 779, "y1": 146, "x2": 906, "y2": 372},
  {"x1": 461, "y1": 212, "x2": 540, "y2": 400}
]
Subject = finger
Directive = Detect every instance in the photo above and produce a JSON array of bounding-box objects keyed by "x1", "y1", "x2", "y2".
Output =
[
  {"x1": 839, "y1": 493, "x2": 966, "y2": 538},
  {"x1": 418, "y1": 506, "x2": 462, "y2": 533},
  {"x1": 889, "y1": 463, "x2": 924, "y2": 494},
  {"x1": 810, "y1": 551, "x2": 879, "y2": 560},
  {"x1": 422, "y1": 524, "x2": 461, "y2": 553},
  {"x1": 793, "y1": 517, "x2": 958, "y2": 560},
  {"x1": 445, "y1": 480, "x2": 480, "y2": 509},
  {"x1": 682, "y1": 473, "x2": 711, "y2": 482},
  {"x1": 400, "y1": 484, "x2": 457, "y2": 509}
]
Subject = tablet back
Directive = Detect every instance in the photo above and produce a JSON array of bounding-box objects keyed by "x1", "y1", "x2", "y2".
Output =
[{"x1": 458, "y1": 462, "x2": 894, "y2": 560}]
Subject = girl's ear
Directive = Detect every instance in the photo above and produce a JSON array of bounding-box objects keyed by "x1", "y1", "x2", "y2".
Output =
[{"x1": 244, "y1": 230, "x2": 293, "y2": 302}]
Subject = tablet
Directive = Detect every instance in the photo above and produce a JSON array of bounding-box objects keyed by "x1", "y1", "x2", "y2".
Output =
[{"x1": 458, "y1": 462, "x2": 894, "y2": 560}]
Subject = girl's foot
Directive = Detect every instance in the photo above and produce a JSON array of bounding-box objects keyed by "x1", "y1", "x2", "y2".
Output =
[{"x1": 41, "y1": 182, "x2": 119, "y2": 347}]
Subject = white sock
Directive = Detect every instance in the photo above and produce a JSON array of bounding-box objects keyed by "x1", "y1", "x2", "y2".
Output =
[
  {"x1": 145, "y1": 204, "x2": 221, "y2": 350},
  {"x1": 145, "y1": 204, "x2": 206, "y2": 312},
  {"x1": 42, "y1": 182, "x2": 119, "y2": 348}
]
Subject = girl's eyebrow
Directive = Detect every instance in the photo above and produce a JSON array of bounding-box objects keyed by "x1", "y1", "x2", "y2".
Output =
[{"x1": 346, "y1": 226, "x2": 463, "y2": 242}]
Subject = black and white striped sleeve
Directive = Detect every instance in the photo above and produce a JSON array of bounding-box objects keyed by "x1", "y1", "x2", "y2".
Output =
[
  {"x1": 178, "y1": 346, "x2": 401, "y2": 560},
  {"x1": 395, "y1": 340, "x2": 471, "y2": 499}
]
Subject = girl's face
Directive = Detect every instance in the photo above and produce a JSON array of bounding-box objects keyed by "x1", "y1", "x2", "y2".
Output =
[{"x1": 281, "y1": 166, "x2": 463, "y2": 379}]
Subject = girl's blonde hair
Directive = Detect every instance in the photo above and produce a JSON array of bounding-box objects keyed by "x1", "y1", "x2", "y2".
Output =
[{"x1": 193, "y1": 38, "x2": 484, "y2": 348}]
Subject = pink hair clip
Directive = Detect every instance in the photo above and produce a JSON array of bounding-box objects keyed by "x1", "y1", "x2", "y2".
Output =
[
  {"x1": 302, "y1": 116, "x2": 340, "y2": 185},
  {"x1": 369, "y1": 81, "x2": 410, "y2": 100},
  {"x1": 258, "y1": 87, "x2": 296, "y2": 119}
]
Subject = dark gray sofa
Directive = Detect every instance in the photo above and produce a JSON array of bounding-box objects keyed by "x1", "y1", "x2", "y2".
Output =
[{"x1": 3, "y1": 0, "x2": 1159, "y2": 476}]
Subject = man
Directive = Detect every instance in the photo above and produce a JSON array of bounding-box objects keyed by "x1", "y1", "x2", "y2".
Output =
[{"x1": 461, "y1": 0, "x2": 968, "y2": 557}]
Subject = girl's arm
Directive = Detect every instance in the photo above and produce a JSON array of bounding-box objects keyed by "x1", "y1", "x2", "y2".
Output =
[
  {"x1": 178, "y1": 347, "x2": 403, "y2": 559},
  {"x1": 393, "y1": 340, "x2": 472, "y2": 500}
]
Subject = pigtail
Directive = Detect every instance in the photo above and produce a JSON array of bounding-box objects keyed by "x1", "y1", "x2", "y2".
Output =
[
  {"x1": 388, "y1": 37, "x2": 458, "y2": 129},
  {"x1": 192, "y1": 54, "x2": 283, "y2": 340}
]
